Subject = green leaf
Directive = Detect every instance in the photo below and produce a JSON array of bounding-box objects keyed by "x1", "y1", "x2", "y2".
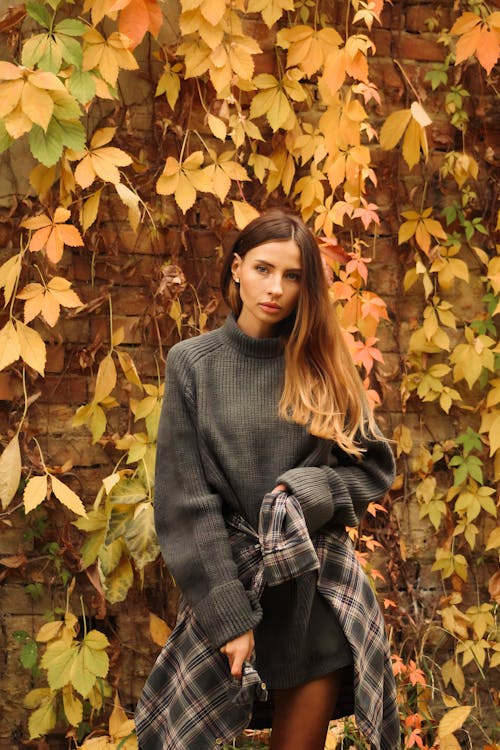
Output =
[
  {"x1": 55, "y1": 18, "x2": 87, "y2": 37},
  {"x1": 79, "y1": 528, "x2": 106, "y2": 569},
  {"x1": 124, "y1": 502, "x2": 160, "y2": 569},
  {"x1": 0, "y1": 120, "x2": 14, "y2": 154},
  {"x1": 102, "y1": 555, "x2": 134, "y2": 604},
  {"x1": 52, "y1": 95, "x2": 82, "y2": 122},
  {"x1": 69, "y1": 69, "x2": 96, "y2": 104},
  {"x1": 38, "y1": 36, "x2": 63, "y2": 73},
  {"x1": 25, "y1": 1, "x2": 52, "y2": 28},
  {"x1": 59, "y1": 119, "x2": 86, "y2": 151},
  {"x1": 57, "y1": 34, "x2": 83, "y2": 68},
  {"x1": 109, "y1": 478, "x2": 147, "y2": 505},
  {"x1": 20, "y1": 640, "x2": 39, "y2": 669},
  {"x1": 456, "y1": 428, "x2": 482, "y2": 456},
  {"x1": 29, "y1": 121, "x2": 64, "y2": 167},
  {"x1": 105, "y1": 503, "x2": 135, "y2": 545},
  {"x1": 99, "y1": 539, "x2": 124, "y2": 576}
]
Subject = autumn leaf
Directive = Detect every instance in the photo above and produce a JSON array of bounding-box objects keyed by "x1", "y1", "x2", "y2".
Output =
[
  {"x1": 17, "y1": 277, "x2": 82, "y2": 327},
  {"x1": 450, "y1": 12, "x2": 500, "y2": 75},
  {"x1": 83, "y1": 28, "x2": 139, "y2": 86},
  {"x1": 250, "y1": 71, "x2": 307, "y2": 132},
  {"x1": 277, "y1": 25, "x2": 343, "y2": 77},
  {"x1": 51, "y1": 475, "x2": 86, "y2": 516},
  {"x1": 0, "y1": 320, "x2": 21, "y2": 371},
  {"x1": 0, "y1": 64, "x2": 66, "y2": 138},
  {"x1": 203, "y1": 148, "x2": 249, "y2": 202},
  {"x1": 21, "y1": 207, "x2": 84, "y2": 263},
  {"x1": 115, "y1": 183, "x2": 141, "y2": 232},
  {"x1": 380, "y1": 102, "x2": 431, "y2": 169},
  {"x1": 155, "y1": 61, "x2": 182, "y2": 110},
  {"x1": 16, "y1": 320, "x2": 47, "y2": 375},
  {"x1": 149, "y1": 612, "x2": 171, "y2": 646},
  {"x1": 232, "y1": 201, "x2": 260, "y2": 230},
  {"x1": 117, "y1": 0, "x2": 163, "y2": 49},
  {"x1": 438, "y1": 706, "x2": 472, "y2": 738},
  {"x1": 70, "y1": 127, "x2": 133, "y2": 188},
  {"x1": 24, "y1": 474, "x2": 49, "y2": 513},
  {"x1": 0, "y1": 433, "x2": 22, "y2": 509},
  {"x1": 398, "y1": 206, "x2": 448, "y2": 254},
  {"x1": 246, "y1": 0, "x2": 295, "y2": 28},
  {"x1": 350, "y1": 336, "x2": 384, "y2": 374},
  {"x1": 156, "y1": 151, "x2": 212, "y2": 213},
  {"x1": 0, "y1": 253, "x2": 21, "y2": 308}
]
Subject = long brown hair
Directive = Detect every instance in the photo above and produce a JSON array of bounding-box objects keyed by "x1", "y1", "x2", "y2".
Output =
[{"x1": 220, "y1": 209, "x2": 375, "y2": 455}]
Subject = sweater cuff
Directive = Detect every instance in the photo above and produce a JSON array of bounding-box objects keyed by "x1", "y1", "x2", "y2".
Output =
[
  {"x1": 192, "y1": 579, "x2": 262, "y2": 649},
  {"x1": 276, "y1": 467, "x2": 333, "y2": 533}
]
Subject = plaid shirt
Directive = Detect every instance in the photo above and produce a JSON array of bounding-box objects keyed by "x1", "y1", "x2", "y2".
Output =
[{"x1": 135, "y1": 492, "x2": 399, "y2": 750}]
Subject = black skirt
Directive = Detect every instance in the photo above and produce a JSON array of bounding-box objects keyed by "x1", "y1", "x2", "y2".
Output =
[{"x1": 254, "y1": 574, "x2": 353, "y2": 689}]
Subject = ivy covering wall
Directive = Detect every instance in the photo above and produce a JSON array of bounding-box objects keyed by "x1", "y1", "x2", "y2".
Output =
[{"x1": 0, "y1": 0, "x2": 498, "y2": 748}]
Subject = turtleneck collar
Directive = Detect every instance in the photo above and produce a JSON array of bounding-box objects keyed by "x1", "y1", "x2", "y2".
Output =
[{"x1": 222, "y1": 313, "x2": 285, "y2": 359}]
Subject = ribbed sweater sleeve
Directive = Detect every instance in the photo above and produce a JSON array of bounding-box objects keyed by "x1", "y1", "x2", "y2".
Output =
[
  {"x1": 154, "y1": 345, "x2": 262, "y2": 648},
  {"x1": 276, "y1": 429, "x2": 395, "y2": 532}
]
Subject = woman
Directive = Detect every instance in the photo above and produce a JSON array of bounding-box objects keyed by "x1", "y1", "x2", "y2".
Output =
[{"x1": 136, "y1": 210, "x2": 399, "y2": 750}]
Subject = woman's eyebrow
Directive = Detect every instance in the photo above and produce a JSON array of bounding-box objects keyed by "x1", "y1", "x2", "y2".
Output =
[{"x1": 253, "y1": 259, "x2": 302, "y2": 272}]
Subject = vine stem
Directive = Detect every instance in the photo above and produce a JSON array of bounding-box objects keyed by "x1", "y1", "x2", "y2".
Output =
[{"x1": 393, "y1": 59, "x2": 422, "y2": 102}]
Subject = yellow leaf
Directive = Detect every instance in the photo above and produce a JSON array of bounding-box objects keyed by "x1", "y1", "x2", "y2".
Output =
[
  {"x1": 232, "y1": 201, "x2": 260, "y2": 230},
  {"x1": 24, "y1": 474, "x2": 48, "y2": 513},
  {"x1": 51, "y1": 475, "x2": 86, "y2": 516},
  {"x1": 439, "y1": 735, "x2": 462, "y2": 750},
  {"x1": 379, "y1": 108, "x2": 411, "y2": 150},
  {"x1": 0, "y1": 253, "x2": 21, "y2": 308},
  {"x1": 0, "y1": 320, "x2": 21, "y2": 370},
  {"x1": 116, "y1": 350, "x2": 142, "y2": 387},
  {"x1": 16, "y1": 320, "x2": 46, "y2": 375},
  {"x1": 21, "y1": 81, "x2": 53, "y2": 131},
  {"x1": 36, "y1": 620, "x2": 64, "y2": 643},
  {"x1": 393, "y1": 424, "x2": 413, "y2": 457},
  {"x1": 62, "y1": 684, "x2": 83, "y2": 728},
  {"x1": 438, "y1": 706, "x2": 472, "y2": 738},
  {"x1": 0, "y1": 433, "x2": 22, "y2": 510},
  {"x1": 410, "y1": 101, "x2": 432, "y2": 127},
  {"x1": 115, "y1": 183, "x2": 141, "y2": 232},
  {"x1": 149, "y1": 612, "x2": 172, "y2": 646},
  {"x1": 90, "y1": 127, "x2": 116, "y2": 149},
  {"x1": 93, "y1": 354, "x2": 116, "y2": 404},
  {"x1": 402, "y1": 118, "x2": 422, "y2": 170},
  {"x1": 207, "y1": 113, "x2": 227, "y2": 140},
  {"x1": 81, "y1": 189, "x2": 102, "y2": 233}
]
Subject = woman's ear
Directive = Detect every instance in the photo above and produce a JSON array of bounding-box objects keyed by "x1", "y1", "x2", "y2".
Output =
[{"x1": 231, "y1": 253, "x2": 242, "y2": 282}]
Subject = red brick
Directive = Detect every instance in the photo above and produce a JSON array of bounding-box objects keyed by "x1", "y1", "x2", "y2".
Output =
[
  {"x1": 405, "y1": 6, "x2": 453, "y2": 33},
  {"x1": 397, "y1": 32, "x2": 446, "y2": 62}
]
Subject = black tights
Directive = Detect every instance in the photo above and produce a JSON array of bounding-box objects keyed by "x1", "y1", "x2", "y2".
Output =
[{"x1": 270, "y1": 670, "x2": 342, "y2": 750}]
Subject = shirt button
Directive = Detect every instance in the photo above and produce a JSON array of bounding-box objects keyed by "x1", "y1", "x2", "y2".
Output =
[
  {"x1": 261, "y1": 682, "x2": 267, "y2": 690},
  {"x1": 215, "y1": 739, "x2": 223, "y2": 746}
]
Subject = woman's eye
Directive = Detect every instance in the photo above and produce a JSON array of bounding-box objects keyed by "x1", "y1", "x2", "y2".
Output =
[
  {"x1": 286, "y1": 272, "x2": 301, "y2": 282},
  {"x1": 255, "y1": 265, "x2": 268, "y2": 273}
]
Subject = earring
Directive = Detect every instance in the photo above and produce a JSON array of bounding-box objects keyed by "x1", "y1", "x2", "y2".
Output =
[{"x1": 233, "y1": 276, "x2": 240, "y2": 284}]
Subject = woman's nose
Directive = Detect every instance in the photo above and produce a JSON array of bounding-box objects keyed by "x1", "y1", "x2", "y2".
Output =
[{"x1": 268, "y1": 274, "x2": 283, "y2": 295}]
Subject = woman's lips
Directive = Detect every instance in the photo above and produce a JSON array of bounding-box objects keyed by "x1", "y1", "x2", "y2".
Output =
[{"x1": 259, "y1": 302, "x2": 282, "y2": 313}]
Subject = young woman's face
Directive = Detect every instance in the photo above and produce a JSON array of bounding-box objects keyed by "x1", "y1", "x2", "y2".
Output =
[{"x1": 231, "y1": 239, "x2": 302, "y2": 338}]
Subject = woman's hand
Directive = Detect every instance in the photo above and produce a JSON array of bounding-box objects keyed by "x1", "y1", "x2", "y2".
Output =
[
  {"x1": 271, "y1": 484, "x2": 287, "y2": 493},
  {"x1": 220, "y1": 630, "x2": 254, "y2": 679}
]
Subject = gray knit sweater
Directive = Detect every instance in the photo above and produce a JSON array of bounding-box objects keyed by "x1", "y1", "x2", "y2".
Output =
[{"x1": 154, "y1": 313, "x2": 395, "y2": 649}]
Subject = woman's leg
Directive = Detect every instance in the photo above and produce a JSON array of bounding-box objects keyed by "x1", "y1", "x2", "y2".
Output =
[{"x1": 270, "y1": 670, "x2": 342, "y2": 750}]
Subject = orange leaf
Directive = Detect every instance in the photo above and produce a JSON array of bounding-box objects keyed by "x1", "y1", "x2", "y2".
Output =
[
  {"x1": 119, "y1": 0, "x2": 163, "y2": 48},
  {"x1": 46, "y1": 229, "x2": 65, "y2": 264},
  {"x1": 29, "y1": 225, "x2": 52, "y2": 253}
]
